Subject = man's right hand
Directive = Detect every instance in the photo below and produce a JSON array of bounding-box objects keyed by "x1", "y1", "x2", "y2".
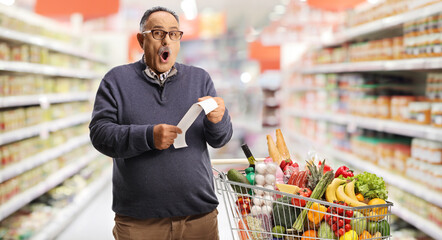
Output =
[{"x1": 153, "y1": 124, "x2": 182, "y2": 150}]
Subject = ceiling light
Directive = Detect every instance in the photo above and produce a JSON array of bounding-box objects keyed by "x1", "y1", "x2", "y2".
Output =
[
  {"x1": 367, "y1": 0, "x2": 381, "y2": 4},
  {"x1": 181, "y1": 0, "x2": 198, "y2": 20},
  {"x1": 0, "y1": 0, "x2": 14, "y2": 6}
]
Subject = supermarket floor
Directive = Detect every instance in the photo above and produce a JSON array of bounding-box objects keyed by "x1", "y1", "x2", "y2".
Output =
[{"x1": 56, "y1": 179, "x2": 235, "y2": 240}]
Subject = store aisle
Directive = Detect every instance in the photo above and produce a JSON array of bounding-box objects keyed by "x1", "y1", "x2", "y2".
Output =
[
  {"x1": 56, "y1": 180, "x2": 234, "y2": 240},
  {"x1": 56, "y1": 181, "x2": 114, "y2": 240}
]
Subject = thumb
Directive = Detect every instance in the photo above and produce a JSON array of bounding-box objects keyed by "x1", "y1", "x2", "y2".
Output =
[
  {"x1": 198, "y1": 96, "x2": 211, "y2": 102},
  {"x1": 174, "y1": 126, "x2": 183, "y2": 134}
]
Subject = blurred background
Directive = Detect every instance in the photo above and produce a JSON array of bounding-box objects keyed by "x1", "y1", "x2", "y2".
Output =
[{"x1": 0, "y1": 0, "x2": 441, "y2": 239}]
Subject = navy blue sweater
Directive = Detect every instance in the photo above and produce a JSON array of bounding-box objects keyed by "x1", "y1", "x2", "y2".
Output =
[{"x1": 89, "y1": 59, "x2": 233, "y2": 219}]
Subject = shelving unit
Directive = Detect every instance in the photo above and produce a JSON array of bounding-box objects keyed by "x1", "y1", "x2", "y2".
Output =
[
  {"x1": 31, "y1": 165, "x2": 112, "y2": 240},
  {"x1": 321, "y1": 1, "x2": 442, "y2": 47},
  {"x1": 0, "y1": 113, "x2": 91, "y2": 145},
  {"x1": 0, "y1": 60, "x2": 100, "y2": 79},
  {"x1": 390, "y1": 199, "x2": 442, "y2": 239},
  {"x1": 0, "y1": 134, "x2": 90, "y2": 182},
  {"x1": 287, "y1": 110, "x2": 442, "y2": 141},
  {"x1": 296, "y1": 57, "x2": 442, "y2": 74},
  {"x1": 283, "y1": 3, "x2": 442, "y2": 237},
  {"x1": 0, "y1": 150, "x2": 100, "y2": 221},
  {"x1": 0, "y1": 92, "x2": 92, "y2": 108},
  {"x1": 0, "y1": 26, "x2": 107, "y2": 64},
  {"x1": 0, "y1": 5, "x2": 107, "y2": 237}
]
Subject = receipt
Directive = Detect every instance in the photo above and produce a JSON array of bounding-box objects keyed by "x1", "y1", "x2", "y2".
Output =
[{"x1": 174, "y1": 98, "x2": 218, "y2": 148}]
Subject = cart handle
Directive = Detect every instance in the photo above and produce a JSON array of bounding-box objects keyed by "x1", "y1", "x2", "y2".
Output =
[{"x1": 212, "y1": 167, "x2": 226, "y2": 179}]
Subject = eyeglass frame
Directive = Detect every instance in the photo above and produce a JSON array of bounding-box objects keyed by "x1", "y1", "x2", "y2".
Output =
[{"x1": 142, "y1": 30, "x2": 184, "y2": 41}]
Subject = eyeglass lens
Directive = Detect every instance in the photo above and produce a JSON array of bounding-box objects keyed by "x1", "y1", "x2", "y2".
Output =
[{"x1": 152, "y1": 30, "x2": 182, "y2": 40}]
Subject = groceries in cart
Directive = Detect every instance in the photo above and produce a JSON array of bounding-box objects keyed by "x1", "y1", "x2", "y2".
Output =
[{"x1": 217, "y1": 128, "x2": 392, "y2": 240}]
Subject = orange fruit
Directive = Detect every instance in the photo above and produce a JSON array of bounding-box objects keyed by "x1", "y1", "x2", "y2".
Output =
[
  {"x1": 359, "y1": 230, "x2": 372, "y2": 239},
  {"x1": 368, "y1": 198, "x2": 387, "y2": 215},
  {"x1": 301, "y1": 230, "x2": 317, "y2": 240},
  {"x1": 356, "y1": 193, "x2": 364, "y2": 202}
]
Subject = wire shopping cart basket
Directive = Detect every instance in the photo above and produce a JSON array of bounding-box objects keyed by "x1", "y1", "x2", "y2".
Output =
[{"x1": 213, "y1": 168, "x2": 393, "y2": 240}]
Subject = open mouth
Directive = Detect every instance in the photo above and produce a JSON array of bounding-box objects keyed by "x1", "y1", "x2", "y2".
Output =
[{"x1": 159, "y1": 47, "x2": 170, "y2": 62}]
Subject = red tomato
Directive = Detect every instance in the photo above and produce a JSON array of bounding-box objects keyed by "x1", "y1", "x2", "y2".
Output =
[
  {"x1": 345, "y1": 224, "x2": 352, "y2": 232},
  {"x1": 345, "y1": 210, "x2": 354, "y2": 217},
  {"x1": 325, "y1": 214, "x2": 331, "y2": 222},
  {"x1": 338, "y1": 228, "x2": 345, "y2": 236},
  {"x1": 291, "y1": 188, "x2": 311, "y2": 207},
  {"x1": 327, "y1": 217, "x2": 333, "y2": 225},
  {"x1": 338, "y1": 219, "x2": 344, "y2": 227},
  {"x1": 332, "y1": 223, "x2": 338, "y2": 232},
  {"x1": 299, "y1": 188, "x2": 312, "y2": 197},
  {"x1": 337, "y1": 207, "x2": 344, "y2": 215}
]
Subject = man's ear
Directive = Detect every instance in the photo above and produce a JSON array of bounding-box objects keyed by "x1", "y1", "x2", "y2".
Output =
[{"x1": 136, "y1": 33, "x2": 144, "y2": 49}]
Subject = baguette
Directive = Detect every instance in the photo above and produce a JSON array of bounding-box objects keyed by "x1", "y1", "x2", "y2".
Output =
[
  {"x1": 266, "y1": 134, "x2": 282, "y2": 164},
  {"x1": 276, "y1": 129, "x2": 291, "y2": 161}
]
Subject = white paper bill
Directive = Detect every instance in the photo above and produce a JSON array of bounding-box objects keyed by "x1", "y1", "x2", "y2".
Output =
[{"x1": 174, "y1": 98, "x2": 218, "y2": 148}]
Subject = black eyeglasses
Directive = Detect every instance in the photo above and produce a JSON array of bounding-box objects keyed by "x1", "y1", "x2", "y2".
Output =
[{"x1": 142, "y1": 30, "x2": 184, "y2": 41}]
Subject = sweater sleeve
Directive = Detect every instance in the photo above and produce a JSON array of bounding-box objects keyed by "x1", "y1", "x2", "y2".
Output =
[
  {"x1": 202, "y1": 74, "x2": 233, "y2": 148},
  {"x1": 89, "y1": 79, "x2": 155, "y2": 158}
]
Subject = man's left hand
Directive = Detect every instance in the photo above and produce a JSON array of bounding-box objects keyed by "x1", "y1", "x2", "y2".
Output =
[{"x1": 198, "y1": 96, "x2": 225, "y2": 124}]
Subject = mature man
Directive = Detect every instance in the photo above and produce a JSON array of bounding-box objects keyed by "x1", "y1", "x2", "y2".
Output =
[{"x1": 89, "y1": 6, "x2": 233, "y2": 240}]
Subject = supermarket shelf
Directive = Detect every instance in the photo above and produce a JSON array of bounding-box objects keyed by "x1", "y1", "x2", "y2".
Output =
[
  {"x1": 0, "y1": 26, "x2": 108, "y2": 64},
  {"x1": 390, "y1": 199, "x2": 442, "y2": 239},
  {"x1": 287, "y1": 132, "x2": 442, "y2": 208},
  {"x1": 0, "y1": 92, "x2": 92, "y2": 108},
  {"x1": 0, "y1": 150, "x2": 100, "y2": 221},
  {"x1": 0, "y1": 134, "x2": 90, "y2": 183},
  {"x1": 32, "y1": 165, "x2": 112, "y2": 240},
  {"x1": 322, "y1": 1, "x2": 442, "y2": 46},
  {"x1": 287, "y1": 110, "x2": 442, "y2": 141},
  {"x1": 296, "y1": 58, "x2": 442, "y2": 74},
  {"x1": 0, "y1": 60, "x2": 101, "y2": 79},
  {"x1": 0, "y1": 113, "x2": 91, "y2": 145}
]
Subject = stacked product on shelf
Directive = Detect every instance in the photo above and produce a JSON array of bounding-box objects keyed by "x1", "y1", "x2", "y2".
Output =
[
  {"x1": 282, "y1": 2, "x2": 442, "y2": 239},
  {"x1": 0, "y1": 5, "x2": 110, "y2": 239},
  {"x1": 262, "y1": 87, "x2": 281, "y2": 127},
  {"x1": 344, "y1": 0, "x2": 441, "y2": 28},
  {"x1": 0, "y1": 156, "x2": 111, "y2": 240}
]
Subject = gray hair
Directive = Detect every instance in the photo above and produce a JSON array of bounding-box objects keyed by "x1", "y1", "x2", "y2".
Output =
[{"x1": 139, "y1": 6, "x2": 180, "y2": 32}]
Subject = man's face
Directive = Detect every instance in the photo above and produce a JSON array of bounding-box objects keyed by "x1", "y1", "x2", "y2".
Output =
[{"x1": 139, "y1": 11, "x2": 180, "y2": 74}]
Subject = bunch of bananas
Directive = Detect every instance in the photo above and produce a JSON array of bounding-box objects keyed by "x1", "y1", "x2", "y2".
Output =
[{"x1": 325, "y1": 179, "x2": 367, "y2": 207}]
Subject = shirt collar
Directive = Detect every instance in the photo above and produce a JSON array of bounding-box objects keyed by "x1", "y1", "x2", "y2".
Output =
[
  {"x1": 142, "y1": 56, "x2": 177, "y2": 86},
  {"x1": 146, "y1": 67, "x2": 172, "y2": 81}
]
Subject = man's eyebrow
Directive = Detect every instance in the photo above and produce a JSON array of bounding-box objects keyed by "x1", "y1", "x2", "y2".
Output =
[{"x1": 151, "y1": 26, "x2": 179, "y2": 30}]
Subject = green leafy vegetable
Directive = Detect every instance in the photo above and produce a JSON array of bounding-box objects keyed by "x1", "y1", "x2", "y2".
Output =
[{"x1": 353, "y1": 172, "x2": 388, "y2": 200}]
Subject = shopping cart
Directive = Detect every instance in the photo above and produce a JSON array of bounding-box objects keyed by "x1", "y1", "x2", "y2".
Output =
[{"x1": 213, "y1": 168, "x2": 393, "y2": 240}]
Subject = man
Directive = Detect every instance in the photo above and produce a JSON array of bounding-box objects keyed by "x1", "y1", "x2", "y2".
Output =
[{"x1": 89, "y1": 6, "x2": 233, "y2": 240}]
